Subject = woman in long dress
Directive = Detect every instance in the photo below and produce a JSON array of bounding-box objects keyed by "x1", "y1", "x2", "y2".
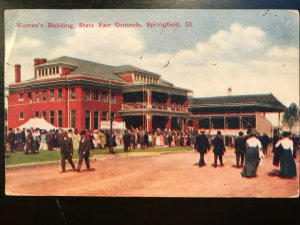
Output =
[
  {"x1": 274, "y1": 132, "x2": 297, "y2": 178},
  {"x1": 242, "y1": 130, "x2": 264, "y2": 178}
]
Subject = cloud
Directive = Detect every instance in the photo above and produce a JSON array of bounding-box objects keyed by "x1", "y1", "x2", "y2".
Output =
[
  {"x1": 5, "y1": 22, "x2": 298, "y2": 108},
  {"x1": 267, "y1": 46, "x2": 298, "y2": 60},
  {"x1": 51, "y1": 27, "x2": 145, "y2": 63}
]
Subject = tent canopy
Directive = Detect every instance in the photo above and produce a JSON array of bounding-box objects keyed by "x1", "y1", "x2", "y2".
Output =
[{"x1": 17, "y1": 118, "x2": 57, "y2": 130}]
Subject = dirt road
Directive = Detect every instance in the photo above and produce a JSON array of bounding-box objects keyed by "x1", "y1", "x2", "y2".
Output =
[{"x1": 5, "y1": 148, "x2": 299, "y2": 197}]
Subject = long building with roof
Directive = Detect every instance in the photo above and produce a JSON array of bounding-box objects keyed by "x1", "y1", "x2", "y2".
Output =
[{"x1": 7, "y1": 56, "x2": 287, "y2": 136}]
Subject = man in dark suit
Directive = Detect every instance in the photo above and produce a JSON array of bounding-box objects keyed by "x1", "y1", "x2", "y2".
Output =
[
  {"x1": 123, "y1": 130, "x2": 131, "y2": 152},
  {"x1": 24, "y1": 129, "x2": 34, "y2": 154},
  {"x1": 77, "y1": 130, "x2": 91, "y2": 172},
  {"x1": 260, "y1": 133, "x2": 270, "y2": 155},
  {"x1": 60, "y1": 130, "x2": 76, "y2": 172},
  {"x1": 212, "y1": 130, "x2": 226, "y2": 167},
  {"x1": 195, "y1": 129, "x2": 210, "y2": 167},
  {"x1": 234, "y1": 131, "x2": 246, "y2": 168},
  {"x1": 142, "y1": 131, "x2": 149, "y2": 149}
]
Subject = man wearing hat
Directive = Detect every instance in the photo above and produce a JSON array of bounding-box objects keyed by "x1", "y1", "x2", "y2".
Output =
[
  {"x1": 25, "y1": 129, "x2": 34, "y2": 154},
  {"x1": 7, "y1": 128, "x2": 16, "y2": 152},
  {"x1": 260, "y1": 132, "x2": 270, "y2": 155},
  {"x1": 77, "y1": 130, "x2": 91, "y2": 172},
  {"x1": 234, "y1": 131, "x2": 246, "y2": 168},
  {"x1": 195, "y1": 129, "x2": 210, "y2": 167},
  {"x1": 212, "y1": 131, "x2": 226, "y2": 167},
  {"x1": 60, "y1": 130, "x2": 76, "y2": 172}
]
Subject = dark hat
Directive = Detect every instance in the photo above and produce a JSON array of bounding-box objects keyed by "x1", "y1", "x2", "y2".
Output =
[
  {"x1": 239, "y1": 131, "x2": 244, "y2": 136},
  {"x1": 68, "y1": 129, "x2": 73, "y2": 132},
  {"x1": 80, "y1": 130, "x2": 86, "y2": 135},
  {"x1": 217, "y1": 130, "x2": 221, "y2": 135},
  {"x1": 282, "y1": 131, "x2": 291, "y2": 137}
]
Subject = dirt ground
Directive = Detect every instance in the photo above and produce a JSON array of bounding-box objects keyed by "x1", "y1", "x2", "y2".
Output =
[{"x1": 5, "y1": 147, "x2": 299, "y2": 197}]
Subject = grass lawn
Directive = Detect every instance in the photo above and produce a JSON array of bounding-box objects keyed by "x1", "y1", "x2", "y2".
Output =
[{"x1": 5, "y1": 146, "x2": 192, "y2": 166}]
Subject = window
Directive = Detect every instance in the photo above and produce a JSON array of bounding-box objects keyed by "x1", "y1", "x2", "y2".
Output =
[
  {"x1": 42, "y1": 91, "x2": 47, "y2": 101},
  {"x1": 70, "y1": 110, "x2": 76, "y2": 128},
  {"x1": 50, "y1": 111, "x2": 54, "y2": 125},
  {"x1": 42, "y1": 111, "x2": 46, "y2": 119},
  {"x1": 94, "y1": 90, "x2": 99, "y2": 101},
  {"x1": 50, "y1": 90, "x2": 54, "y2": 101},
  {"x1": 49, "y1": 67, "x2": 52, "y2": 75},
  {"x1": 94, "y1": 111, "x2": 99, "y2": 129},
  {"x1": 28, "y1": 92, "x2": 32, "y2": 99},
  {"x1": 188, "y1": 120, "x2": 193, "y2": 126},
  {"x1": 71, "y1": 88, "x2": 76, "y2": 99},
  {"x1": 110, "y1": 112, "x2": 115, "y2": 121},
  {"x1": 58, "y1": 89, "x2": 63, "y2": 100},
  {"x1": 102, "y1": 91, "x2": 108, "y2": 102},
  {"x1": 111, "y1": 93, "x2": 116, "y2": 103},
  {"x1": 19, "y1": 93, "x2": 24, "y2": 101},
  {"x1": 19, "y1": 112, "x2": 24, "y2": 120},
  {"x1": 38, "y1": 70, "x2": 41, "y2": 76},
  {"x1": 56, "y1": 66, "x2": 59, "y2": 74},
  {"x1": 58, "y1": 110, "x2": 63, "y2": 127},
  {"x1": 34, "y1": 111, "x2": 39, "y2": 118},
  {"x1": 34, "y1": 91, "x2": 39, "y2": 102},
  {"x1": 102, "y1": 111, "x2": 108, "y2": 121},
  {"x1": 45, "y1": 68, "x2": 48, "y2": 75},
  {"x1": 85, "y1": 110, "x2": 91, "y2": 130},
  {"x1": 85, "y1": 90, "x2": 91, "y2": 100}
]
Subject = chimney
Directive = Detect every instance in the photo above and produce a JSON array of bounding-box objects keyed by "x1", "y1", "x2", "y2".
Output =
[
  {"x1": 227, "y1": 87, "x2": 232, "y2": 96},
  {"x1": 34, "y1": 58, "x2": 47, "y2": 66},
  {"x1": 14, "y1": 64, "x2": 21, "y2": 83}
]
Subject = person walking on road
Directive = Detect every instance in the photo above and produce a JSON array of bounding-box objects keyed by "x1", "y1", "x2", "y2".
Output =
[
  {"x1": 260, "y1": 133, "x2": 270, "y2": 155},
  {"x1": 195, "y1": 129, "x2": 210, "y2": 167},
  {"x1": 234, "y1": 131, "x2": 246, "y2": 168},
  {"x1": 242, "y1": 130, "x2": 264, "y2": 178},
  {"x1": 60, "y1": 130, "x2": 76, "y2": 172},
  {"x1": 212, "y1": 130, "x2": 226, "y2": 167},
  {"x1": 77, "y1": 130, "x2": 91, "y2": 172},
  {"x1": 273, "y1": 131, "x2": 297, "y2": 178}
]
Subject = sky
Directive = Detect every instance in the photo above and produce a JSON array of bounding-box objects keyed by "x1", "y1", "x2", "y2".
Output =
[{"x1": 5, "y1": 9, "x2": 299, "y2": 111}]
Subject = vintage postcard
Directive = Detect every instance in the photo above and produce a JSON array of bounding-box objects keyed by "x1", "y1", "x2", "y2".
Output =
[{"x1": 4, "y1": 9, "x2": 299, "y2": 197}]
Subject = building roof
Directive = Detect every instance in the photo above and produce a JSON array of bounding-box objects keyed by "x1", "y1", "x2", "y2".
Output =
[
  {"x1": 189, "y1": 93, "x2": 287, "y2": 113},
  {"x1": 45, "y1": 56, "x2": 125, "y2": 82},
  {"x1": 114, "y1": 65, "x2": 161, "y2": 77}
]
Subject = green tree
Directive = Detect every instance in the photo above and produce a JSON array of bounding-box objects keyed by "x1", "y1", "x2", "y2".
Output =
[{"x1": 282, "y1": 103, "x2": 299, "y2": 131}]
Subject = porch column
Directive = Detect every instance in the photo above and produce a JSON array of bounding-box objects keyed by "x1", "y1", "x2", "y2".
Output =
[
  {"x1": 166, "y1": 93, "x2": 171, "y2": 105},
  {"x1": 184, "y1": 117, "x2": 188, "y2": 131},
  {"x1": 278, "y1": 112, "x2": 281, "y2": 135},
  {"x1": 166, "y1": 116, "x2": 172, "y2": 130},
  {"x1": 239, "y1": 116, "x2": 242, "y2": 130},
  {"x1": 146, "y1": 113, "x2": 152, "y2": 132},
  {"x1": 147, "y1": 90, "x2": 152, "y2": 109}
]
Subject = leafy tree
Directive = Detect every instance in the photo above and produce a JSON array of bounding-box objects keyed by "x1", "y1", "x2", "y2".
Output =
[{"x1": 282, "y1": 103, "x2": 299, "y2": 131}]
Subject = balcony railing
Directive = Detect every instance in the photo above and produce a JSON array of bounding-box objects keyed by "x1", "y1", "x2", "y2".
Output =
[{"x1": 121, "y1": 102, "x2": 188, "y2": 112}]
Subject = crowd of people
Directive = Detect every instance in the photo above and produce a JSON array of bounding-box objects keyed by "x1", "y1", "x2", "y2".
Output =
[
  {"x1": 193, "y1": 128, "x2": 298, "y2": 179},
  {"x1": 5, "y1": 126, "x2": 299, "y2": 177}
]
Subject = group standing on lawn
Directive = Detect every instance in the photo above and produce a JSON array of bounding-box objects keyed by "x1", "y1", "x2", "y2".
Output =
[{"x1": 5, "y1": 126, "x2": 298, "y2": 178}]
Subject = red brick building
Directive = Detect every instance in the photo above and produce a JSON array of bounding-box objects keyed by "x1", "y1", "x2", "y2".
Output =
[
  {"x1": 7, "y1": 56, "x2": 191, "y2": 131},
  {"x1": 7, "y1": 56, "x2": 286, "y2": 135}
]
